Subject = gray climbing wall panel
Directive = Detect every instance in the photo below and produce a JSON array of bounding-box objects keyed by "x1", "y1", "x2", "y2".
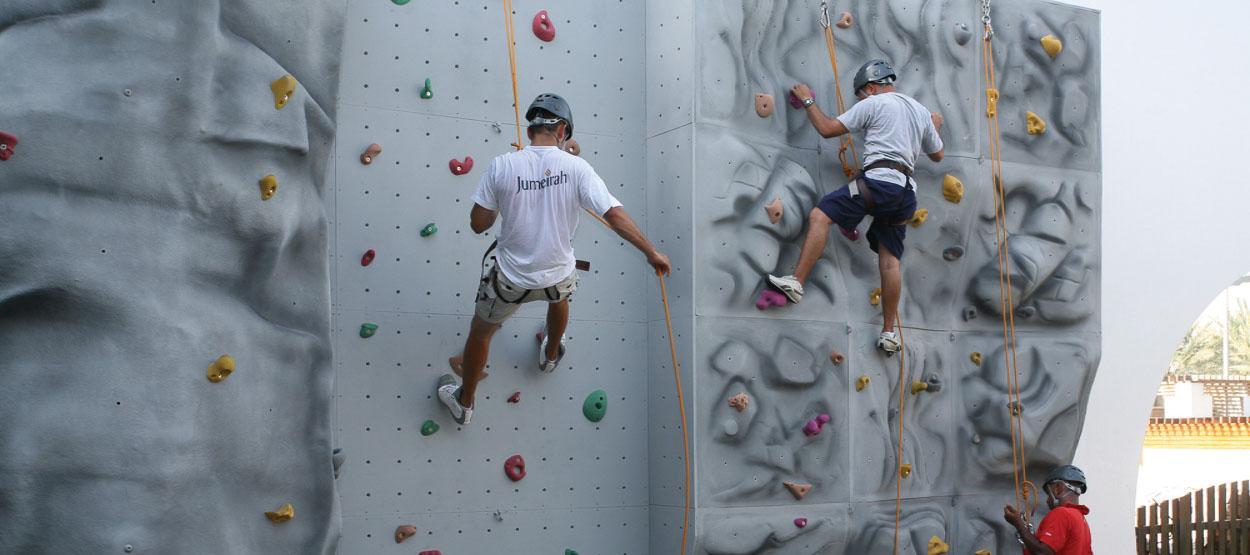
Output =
[{"x1": 330, "y1": 1, "x2": 655, "y2": 553}]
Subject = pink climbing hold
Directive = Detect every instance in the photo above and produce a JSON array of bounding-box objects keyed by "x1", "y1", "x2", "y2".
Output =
[
  {"x1": 787, "y1": 90, "x2": 814, "y2": 110},
  {"x1": 839, "y1": 226, "x2": 860, "y2": 241},
  {"x1": 507, "y1": 391, "x2": 521, "y2": 404},
  {"x1": 829, "y1": 349, "x2": 845, "y2": 365},
  {"x1": 755, "y1": 289, "x2": 789, "y2": 310},
  {"x1": 532, "y1": 10, "x2": 556, "y2": 42},
  {"x1": 803, "y1": 413, "x2": 831, "y2": 437},
  {"x1": 360, "y1": 249, "x2": 376, "y2": 267},
  {"x1": 0, "y1": 131, "x2": 17, "y2": 161},
  {"x1": 418, "y1": 551, "x2": 443, "y2": 555},
  {"x1": 794, "y1": 517, "x2": 808, "y2": 528},
  {"x1": 504, "y1": 454, "x2": 526, "y2": 482},
  {"x1": 449, "y1": 156, "x2": 473, "y2": 176}
]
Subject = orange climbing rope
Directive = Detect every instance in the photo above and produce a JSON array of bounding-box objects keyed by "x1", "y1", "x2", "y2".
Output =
[
  {"x1": 497, "y1": 6, "x2": 691, "y2": 553},
  {"x1": 981, "y1": 3, "x2": 1037, "y2": 524},
  {"x1": 820, "y1": 2, "x2": 859, "y2": 178},
  {"x1": 891, "y1": 314, "x2": 909, "y2": 555}
]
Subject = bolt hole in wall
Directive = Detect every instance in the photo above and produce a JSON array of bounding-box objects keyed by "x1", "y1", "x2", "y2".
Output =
[
  {"x1": 1136, "y1": 272, "x2": 1250, "y2": 515},
  {"x1": 332, "y1": 1, "x2": 648, "y2": 553}
]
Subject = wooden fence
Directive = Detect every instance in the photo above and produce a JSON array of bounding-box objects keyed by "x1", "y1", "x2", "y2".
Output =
[{"x1": 1136, "y1": 480, "x2": 1250, "y2": 554}]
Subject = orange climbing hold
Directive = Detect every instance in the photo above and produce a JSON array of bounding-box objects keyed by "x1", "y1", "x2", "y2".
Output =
[
  {"x1": 727, "y1": 393, "x2": 749, "y2": 412},
  {"x1": 765, "y1": 197, "x2": 783, "y2": 224},
  {"x1": 754, "y1": 94, "x2": 775, "y2": 117},
  {"x1": 899, "y1": 464, "x2": 912, "y2": 478},
  {"x1": 783, "y1": 481, "x2": 812, "y2": 500},
  {"x1": 829, "y1": 349, "x2": 844, "y2": 365},
  {"x1": 836, "y1": 11, "x2": 853, "y2": 28},
  {"x1": 394, "y1": 524, "x2": 417, "y2": 544},
  {"x1": 259, "y1": 175, "x2": 278, "y2": 201},
  {"x1": 1040, "y1": 34, "x2": 1063, "y2": 59},
  {"x1": 265, "y1": 502, "x2": 294, "y2": 523},
  {"x1": 360, "y1": 143, "x2": 382, "y2": 165},
  {"x1": 532, "y1": 10, "x2": 556, "y2": 42},
  {"x1": 270, "y1": 75, "x2": 297, "y2": 110}
]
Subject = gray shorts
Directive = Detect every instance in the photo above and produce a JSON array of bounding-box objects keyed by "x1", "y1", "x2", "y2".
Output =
[{"x1": 475, "y1": 267, "x2": 578, "y2": 324}]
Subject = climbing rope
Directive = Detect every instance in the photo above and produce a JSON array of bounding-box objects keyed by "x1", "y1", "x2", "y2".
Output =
[
  {"x1": 819, "y1": 1, "x2": 859, "y2": 178},
  {"x1": 499, "y1": 6, "x2": 691, "y2": 553},
  {"x1": 892, "y1": 314, "x2": 909, "y2": 555},
  {"x1": 980, "y1": 0, "x2": 1037, "y2": 524}
]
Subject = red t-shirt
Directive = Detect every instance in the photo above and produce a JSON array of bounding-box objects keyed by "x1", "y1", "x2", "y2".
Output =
[{"x1": 1028, "y1": 503, "x2": 1093, "y2": 555}]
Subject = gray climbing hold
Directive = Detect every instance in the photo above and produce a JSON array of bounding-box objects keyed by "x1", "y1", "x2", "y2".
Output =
[
  {"x1": 1016, "y1": 305, "x2": 1037, "y2": 319},
  {"x1": 332, "y1": 448, "x2": 345, "y2": 479},
  {"x1": 954, "y1": 23, "x2": 972, "y2": 46},
  {"x1": 971, "y1": 433, "x2": 982, "y2": 444},
  {"x1": 723, "y1": 419, "x2": 739, "y2": 436},
  {"x1": 943, "y1": 246, "x2": 964, "y2": 261},
  {"x1": 962, "y1": 306, "x2": 978, "y2": 321}
]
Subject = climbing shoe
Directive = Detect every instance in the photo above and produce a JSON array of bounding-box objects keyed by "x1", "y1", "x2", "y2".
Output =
[
  {"x1": 877, "y1": 331, "x2": 902, "y2": 355},
  {"x1": 436, "y1": 374, "x2": 473, "y2": 425},
  {"x1": 767, "y1": 274, "x2": 804, "y2": 304},
  {"x1": 539, "y1": 333, "x2": 566, "y2": 373}
]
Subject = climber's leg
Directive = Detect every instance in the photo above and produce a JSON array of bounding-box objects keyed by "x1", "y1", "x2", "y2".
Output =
[
  {"x1": 879, "y1": 248, "x2": 902, "y2": 334},
  {"x1": 543, "y1": 299, "x2": 569, "y2": 360},
  {"x1": 457, "y1": 315, "x2": 501, "y2": 407},
  {"x1": 767, "y1": 184, "x2": 866, "y2": 304},
  {"x1": 793, "y1": 208, "x2": 833, "y2": 284}
]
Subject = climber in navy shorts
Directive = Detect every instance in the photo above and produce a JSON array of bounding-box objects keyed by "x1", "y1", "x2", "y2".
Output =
[{"x1": 767, "y1": 59, "x2": 944, "y2": 355}]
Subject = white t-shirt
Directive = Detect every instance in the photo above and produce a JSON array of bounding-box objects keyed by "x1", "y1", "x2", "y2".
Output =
[
  {"x1": 836, "y1": 92, "x2": 943, "y2": 188},
  {"x1": 471, "y1": 146, "x2": 622, "y2": 289}
]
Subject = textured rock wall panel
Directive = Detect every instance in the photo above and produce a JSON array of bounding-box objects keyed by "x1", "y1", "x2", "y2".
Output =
[
  {"x1": 0, "y1": 1, "x2": 345, "y2": 553},
  {"x1": 689, "y1": 0, "x2": 1100, "y2": 553}
]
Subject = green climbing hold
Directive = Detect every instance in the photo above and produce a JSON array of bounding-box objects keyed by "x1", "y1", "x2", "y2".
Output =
[
  {"x1": 582, "y1": 389, "x2": 608, "y2": 422},
  {"x1": 392, "y1": 0, "x2": 410, "y2": 4},
  {"x1": 420, "y1": 78, "x2": 433, "y2": 99},
  {"x1": 565, "y1": 550, "x2": 578, "y2": 555},
  {"x1": 421, "y1": 420, "x2": 440, "y2": 436},
  {"x1": 359, "y1": 323, "x2": 378, "y2": 338},
  {"x1": 420, "y1": 223, "x2": 438, "y2": 237}
]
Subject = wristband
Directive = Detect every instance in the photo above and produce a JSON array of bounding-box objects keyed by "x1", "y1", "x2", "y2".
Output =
[{"x1": 802, "y1": 97, "x2": 816, "y2": 107}]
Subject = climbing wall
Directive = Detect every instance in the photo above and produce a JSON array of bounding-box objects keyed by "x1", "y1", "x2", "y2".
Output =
[
  {"x1": 677, "y1": 0, "x2": 1102, "y2": 553},
  {"x1": 329, "y1": 1, "x2": 656, "y2": 553}
]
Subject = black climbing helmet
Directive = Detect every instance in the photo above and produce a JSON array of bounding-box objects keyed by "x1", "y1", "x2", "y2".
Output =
[
  {"x1": 1043, "y1": 464, "x2": 1088, "y2": 494},
  {"x1": 525, "y1": 93, "x2": 574, "y2": 138},
  {"x1": 852, "y1": 59, "x2": 897, "y2": 93}
]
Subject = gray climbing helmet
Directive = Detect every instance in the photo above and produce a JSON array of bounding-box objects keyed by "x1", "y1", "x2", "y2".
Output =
[
  {"x1": 852, "y1": 59, "x2": 897, "y2": 93},
  {"x1": 525, "y1": 93, "x2": 574, "y2": 138},
  {"x1": 1043, "y1": 464, "x2": 1087, "y2": 494}
]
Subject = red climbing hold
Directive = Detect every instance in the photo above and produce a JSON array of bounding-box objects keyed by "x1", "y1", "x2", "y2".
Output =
[
  {"x1": 507, "y1": 391, "x2": 521, "y2": 404},
  {"x1": 532, "y1": 10, "x2": 556, "y2": 42},
  {"x1": 839, "y1": 226, "x2": 860, "y2": 241},
  {"x1": 504, "y1": 454, "x2": 526, "y2": 482},
  {"x1": 787, "y1": 90, "x2": 814, "y2": 110},
  {"x1": 755, "y1": 289, "x2": 788, "y2": 310},
  {"x1": 829, "y1": 349, "x2": 845, "y2": 365},
  {"x1": 0, "y1": 131, "x2": 17, "y2": 161},
  {"x1": 794, "y1": 517, "x2": 808, "y2": 528},
  {"x1": 360, "y1": 249, "x2": 376, "y2": 267},
  {"x1": 418, "y1": 551, "x2": 443, "y2": 555},
  {"x1": 449, "y1": 156, "x2": 473, "y2": 176}
]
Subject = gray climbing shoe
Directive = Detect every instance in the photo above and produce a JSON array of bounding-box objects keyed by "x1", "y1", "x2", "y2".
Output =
[
  {"x1": 877, "y1": 331, "x2": 901, "y2": 355},
  {"x1": 436, "y1": 373, "x2": 473, "y2": 425},
  {"x1": 539, "y1": 333, "x2": 566, "y2": 373},
  {"x1": 767, "y1": 274, "x2": 804, "y2": 304}
]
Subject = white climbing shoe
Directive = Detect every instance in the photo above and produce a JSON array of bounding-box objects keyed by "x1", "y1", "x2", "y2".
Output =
[
  {"x1": 767, "y1": 274, "x2": 805, "y2": 304},
  {"x1": 877, "y1": 331, "x2": 902, "y2": 355},
  {"x1": 436, "y1": 373, "x2": 473, "y2": 425},
  {"x1": 539, "y1": 333, "x2": 566, "y2": 373}
]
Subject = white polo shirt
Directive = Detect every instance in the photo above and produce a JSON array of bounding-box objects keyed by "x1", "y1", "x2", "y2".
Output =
[
  {"x1": 471, "y1": 146, "x2": 622, "y2": 289},
  {"x1": 836, "y1": 92, "x2": 943, "y2": 188}
]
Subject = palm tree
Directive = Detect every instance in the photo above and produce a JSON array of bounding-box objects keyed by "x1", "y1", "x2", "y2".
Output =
[{"x1": 1169, "y1": 298, "x2": 1250, "y2": 376}]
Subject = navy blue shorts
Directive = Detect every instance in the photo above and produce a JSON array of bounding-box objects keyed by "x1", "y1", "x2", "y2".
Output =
[{"x1": 815, "y1": 176, "x2": 917, "y2": 258}]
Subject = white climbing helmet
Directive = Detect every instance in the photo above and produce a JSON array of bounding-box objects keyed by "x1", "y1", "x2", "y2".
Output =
[
  {"x1": 852, "y1": 59, "x2": 897, "y2": 94},
  {"x1": 525, "y1": 93, "x2": 574, "y2": 138}
]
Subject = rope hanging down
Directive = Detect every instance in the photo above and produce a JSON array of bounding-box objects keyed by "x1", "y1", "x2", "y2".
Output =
[
  {"x1": 980, "y1": 0, "x2": 1037, "y2": 523},
  {"x1": 498, "y1": 6, "x2": 691, "y2": 553},
  {"x1": 820, "y1": 2, "x2": 859, "y2": 178}
]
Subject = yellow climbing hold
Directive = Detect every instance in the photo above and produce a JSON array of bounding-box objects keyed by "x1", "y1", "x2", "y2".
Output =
[
  {"x1": 927, "y1": 536, "x2": 950, "y2": 555},
  {"x1": 899, "y1": 464, "x2": 912, "y2": 478},
  {"x1": 1040, "y1": 34, "x2": 1063, "y2": 59},
  {"x1": 942, "y1": 174, "x2": 964, "y2": 204},
  {"x1": 265, "y1": 502, "x2": 294, "y2": 523},
  {"x1": 206, "y1": 355, "x2": 235, "y2": 383},
  {"x1": 1026, "y1": 112, "x2": 1047, "y2": 135},
  {"x1": 869, "y1": 287, "x2": 882, "y2": 306},
  {"x1": 986, "y1": 88, "x2": 1000, "y2": 118},
  {"x1": 909, "y1": 208, "x2": 929, "y2": 228},
  {"x1": 259, "y1": 175, "x2": 278, "y2": 201},
  {"x1": 974, "y1": 551, "x2": 992, "y2": 555},
  {"x1": 910, "y1": 381, "x2": 930, "y2": 395},
  {"x1": 855, "y1": 375, "x2": 870, "y2": 392},
  {"x1": 970, "y1": 351, "x2": 983, "y2": 366},
  {"x1": 271, "y1": 75, "x2": 297, "y2": 110}
]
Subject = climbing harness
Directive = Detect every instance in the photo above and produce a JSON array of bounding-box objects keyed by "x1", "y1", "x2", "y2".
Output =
[
  {"x1": 477, "y1": 240, "x2": 589, "y2": 304},
  {"x1": 819, "y1": 1, "x2": 859, "y2": 178},
  {"x1": 498, "y1": 7, "x2": 691, "y2": 553},
  {"x1": 981, "y1": 0, "x2": 1038, "y2": 531}
]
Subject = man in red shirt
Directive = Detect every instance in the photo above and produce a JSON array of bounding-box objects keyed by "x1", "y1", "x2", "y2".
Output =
[{"x1": 1003, "y1": 464, "x2": 1094, "y2": 555}]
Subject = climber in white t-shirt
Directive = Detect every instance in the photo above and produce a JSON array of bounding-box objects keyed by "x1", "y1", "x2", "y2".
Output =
[{"x1": 437, "y1": 93, "x2": 671, "y2": 426}]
